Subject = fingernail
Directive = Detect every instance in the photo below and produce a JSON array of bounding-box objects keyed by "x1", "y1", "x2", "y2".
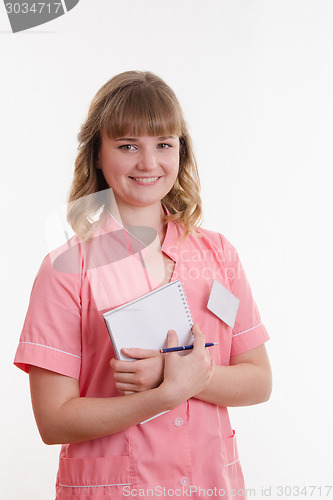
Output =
[{"x1": 121, "y1": 348, "x2": 131, "y2": 355}]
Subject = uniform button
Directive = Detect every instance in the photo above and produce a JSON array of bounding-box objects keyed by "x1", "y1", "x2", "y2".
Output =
[
  {"x1": 180, "y1": 477, "x2": 189, "y2": 485},
  {"x1": 174, "y1": 417, "x2": 184, "y2": 427}
]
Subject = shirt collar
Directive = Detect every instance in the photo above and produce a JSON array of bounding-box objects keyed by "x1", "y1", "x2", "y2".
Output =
[
  {"x1": 102, "y1": 204, "x2": 182, "y2": 262},
  {"x1": 161, "y1": 204, "x2": 183, "y2": 262}
]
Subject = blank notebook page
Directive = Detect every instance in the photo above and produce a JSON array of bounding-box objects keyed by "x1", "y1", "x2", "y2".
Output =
[{"x1": 103, "y1": 280, "x2": 193, "y2": 360}]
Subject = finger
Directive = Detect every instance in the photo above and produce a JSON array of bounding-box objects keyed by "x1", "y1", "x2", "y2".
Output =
[
  {"x1": 191, "y1": 323, "x2": 205, "y2": 349},
  {"x1": 121, "y1": 347, "x2": 160, "y2": 359},
  {"x1": 110, "y1": 358, "x2": 137, "y2": 373},
  {"x1": 113, "y1": 371, "x2": 136, "y2": 383},
  {"x1": 166, "y1": 329, "x2": 179, "y2": 349},
  {"x1": 115, "y1": 381, "x2": 139, "y2": 393}
]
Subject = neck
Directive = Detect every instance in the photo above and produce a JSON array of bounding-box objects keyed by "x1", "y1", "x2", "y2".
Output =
[{"x1": 109, "y1": 196, "x2": 167, "y2": 244}]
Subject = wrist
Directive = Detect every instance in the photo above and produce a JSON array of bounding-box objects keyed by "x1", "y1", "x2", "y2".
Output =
[{"x1": 157, "y1": 381, "x2": 182, "y2": 411}]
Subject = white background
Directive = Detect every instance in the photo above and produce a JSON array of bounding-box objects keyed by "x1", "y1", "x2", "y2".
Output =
[{"x1": 1, "y1": 1, "x2": 333, "y2": 498}]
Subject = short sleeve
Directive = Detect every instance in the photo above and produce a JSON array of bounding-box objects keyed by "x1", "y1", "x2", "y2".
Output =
[
  {"x1": 219, "y1": 234, "x2": 270, "y2": 357},
  {"x1": 14, "y1": 253, "x2": 82, "y2": 379}
]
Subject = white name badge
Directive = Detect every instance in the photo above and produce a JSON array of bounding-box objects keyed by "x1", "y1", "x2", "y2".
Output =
[{"x1": 207, "y1": 279, "x2": 240, "y2": 329}]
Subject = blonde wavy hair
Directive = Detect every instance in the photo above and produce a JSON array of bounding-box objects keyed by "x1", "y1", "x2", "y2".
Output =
[{"x1": 67, "y1": 71, "x2": 202, "y2": 240}]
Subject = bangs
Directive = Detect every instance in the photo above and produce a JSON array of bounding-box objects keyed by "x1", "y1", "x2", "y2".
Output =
[{"x1": 101, "y1": 83, "x2": 183, "y2": 138}]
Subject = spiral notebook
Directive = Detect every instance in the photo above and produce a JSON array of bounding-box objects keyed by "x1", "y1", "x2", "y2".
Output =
[{"x1": 103, "y1": 280, "x2": 193, "y2": 361}]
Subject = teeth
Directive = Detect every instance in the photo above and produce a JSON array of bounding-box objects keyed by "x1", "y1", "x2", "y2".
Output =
[{"x1": 132, "y1": 177, "x2": 159, "y2": 183}]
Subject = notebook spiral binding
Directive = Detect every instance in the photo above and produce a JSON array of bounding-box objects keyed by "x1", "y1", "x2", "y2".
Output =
[{"x1": 177, "y1": 282, "x2": 193, "y2": 327}]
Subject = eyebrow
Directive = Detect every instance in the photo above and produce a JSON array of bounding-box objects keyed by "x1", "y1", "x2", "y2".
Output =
[{"x1": 114, "y1": 136, "x2": 177, "y2": 142}]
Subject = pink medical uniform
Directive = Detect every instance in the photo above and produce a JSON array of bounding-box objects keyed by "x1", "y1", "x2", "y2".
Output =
[{"x1": 14, "y1": 210, "x2": 270, "y2": 500}]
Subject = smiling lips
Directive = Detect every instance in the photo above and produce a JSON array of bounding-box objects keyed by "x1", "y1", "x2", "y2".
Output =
[{"x1": 130, "y1": 176, "x2": 160, "y2": 184}]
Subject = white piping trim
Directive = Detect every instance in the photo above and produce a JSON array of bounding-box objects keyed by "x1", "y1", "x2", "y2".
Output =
[
  {"x1": 59, "y1": 482, "x2": 132, "y2": 488},
  {"x1": 225, "y1": 459, "x2": 240, "y2": 467},
  {"x1": 232, "y1": 322, "x2": 263, "y2": 338},
  {"x1": 19, "y1": 342, "x2": 81, "y2": 359}
]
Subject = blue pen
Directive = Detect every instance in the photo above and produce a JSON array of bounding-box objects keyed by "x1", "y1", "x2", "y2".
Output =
[{"x1": 160, "y1": 342, "x2": 219, "y2": 353}]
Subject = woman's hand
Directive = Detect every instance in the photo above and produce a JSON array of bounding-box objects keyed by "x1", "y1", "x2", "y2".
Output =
[
  {"x1": 160, "y1": 323, "x2": 215, "y2": 409},
  {"x1": 110, "y1": 322, "x2": 215, "y2": 405},
  {"x1": 110, "y1": 348, "x2": 164, "y2": 395}
]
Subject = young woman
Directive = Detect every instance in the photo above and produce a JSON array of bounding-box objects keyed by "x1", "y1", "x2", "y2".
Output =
[{"x1": 14, "y1": 71, "x2": 272, "y2": 499}]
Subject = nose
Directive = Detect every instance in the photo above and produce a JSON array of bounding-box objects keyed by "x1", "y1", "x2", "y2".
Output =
[{"x1": 136, "y1": 147, "x2": 157, "y2": 171}]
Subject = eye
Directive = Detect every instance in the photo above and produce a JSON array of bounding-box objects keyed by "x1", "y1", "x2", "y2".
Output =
[
  {"x1": 119, "y1": 144, "x2": 136, "y2": 151},
  {"x1": 157, "y1": 143, "x2": 171, "y2": 149}
]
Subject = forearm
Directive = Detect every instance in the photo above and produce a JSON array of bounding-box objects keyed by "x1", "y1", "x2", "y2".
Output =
[
  {"x1": 31, "y1": 329, "x2": 215, "y2": 445},
  {"x1": 195, "y1": 362, "x2": 272, "y2": 407},
  {"x1": 41, "y1": 387, "x2": 171, "y2": 445}
]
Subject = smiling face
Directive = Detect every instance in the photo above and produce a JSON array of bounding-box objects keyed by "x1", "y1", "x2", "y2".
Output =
[{"x1": 98, "y1": 134, "x2": 180, "y2": 211}]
